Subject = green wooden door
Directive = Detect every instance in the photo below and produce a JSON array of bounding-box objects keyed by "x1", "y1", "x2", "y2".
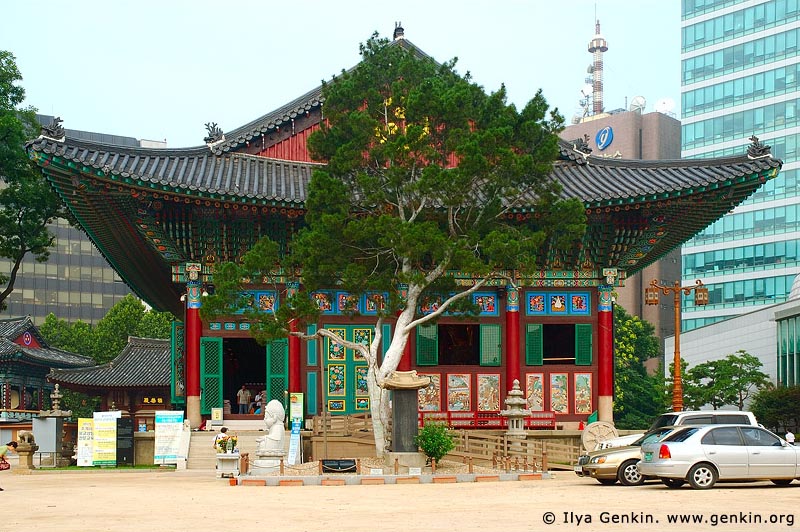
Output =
[
  {"x1": 200, "y1": 337, "x2": 223, "y2": 415},
  {"x1": 323, "y1": 325, "x2": 371, "y2": 415},
  {"x1": 266, "y1": 338, "x2": 288, "y2": 404}
]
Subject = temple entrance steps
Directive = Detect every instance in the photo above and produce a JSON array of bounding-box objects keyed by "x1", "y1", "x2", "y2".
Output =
[{"x1": 187, "y1": 430, "x2": 266, "y2": 470}]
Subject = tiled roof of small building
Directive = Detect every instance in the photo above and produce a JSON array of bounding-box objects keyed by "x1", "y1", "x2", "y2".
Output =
[
  {"x1": 0, "y1": 317, "x2": 93, "y2": 368},
  {"x1": 48, "y1": 337, "x2": 170, "y2": 388}
]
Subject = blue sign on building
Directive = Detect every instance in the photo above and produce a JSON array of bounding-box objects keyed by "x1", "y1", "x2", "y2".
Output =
[{"x1": 596, "y1": 126, "x2": 614, "y2": 150}]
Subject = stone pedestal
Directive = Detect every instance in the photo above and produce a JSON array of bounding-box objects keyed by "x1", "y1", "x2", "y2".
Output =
[
  {"x1": 215, "y1": 452, "x2": 240, "y2": 478},
  {"x1": 385, "y1": 451, "x2": 426, "y2": 471},
  {"x1": 250, "y1": 450, "x2": 285, "y2": 475},
  {"x1": 16, "y1": 443, "x2": 38, "y2": 470}
]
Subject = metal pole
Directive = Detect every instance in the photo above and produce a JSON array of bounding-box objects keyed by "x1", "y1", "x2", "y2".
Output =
[{"x1": 672, "y1": 283, "x2": 683, "y2": 412}]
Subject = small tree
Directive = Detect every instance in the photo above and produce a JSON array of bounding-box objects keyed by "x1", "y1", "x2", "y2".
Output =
[
  {"x1": 750, "y1": 385, "x2": 800, "y2": 433},
  {"x1": 613, "y1": 305, "x2": 666, "y2": 428},
  {"x1": 683, "y1": 350, "x2": 771, "y2": 410},
  {"x1": 414, "y1": 422, "x2": 454, "y2": 464}
]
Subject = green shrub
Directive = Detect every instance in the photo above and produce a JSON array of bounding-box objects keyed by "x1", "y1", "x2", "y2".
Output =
[{"x1": 414, "y1": 422, "x2": 454, "y2": 463}]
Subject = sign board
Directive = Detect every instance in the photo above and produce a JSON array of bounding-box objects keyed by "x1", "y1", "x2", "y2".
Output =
[
  {"x1": 287, "y1": 419, "x2": 301, "y2": 465},
  {"x1": 289, "y1": 392, "x2": 304, "y2": 423},
  {"x1": 116, "y1": 417, "x2": 134, "y2": 466},
  {"x1": 154, "y1": 410, "x2": 184, "y2": 464},
  {"x1": 210, "y1": 407, "x2": 223, "y2": 426},
  {"x1": 77, "y1": 418, "x2": 94, "y2": 467},
  {"x1": 92, "y1": 411, "x2": 122, "y2": 466}
]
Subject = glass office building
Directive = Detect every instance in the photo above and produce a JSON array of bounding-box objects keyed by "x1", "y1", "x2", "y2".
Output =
[
  {"x1": 0, "y1": 116, "x2": 167, "y2": 324},
  {"x1": 680, "y1": 0, "x2": 800, "y2": 330}
]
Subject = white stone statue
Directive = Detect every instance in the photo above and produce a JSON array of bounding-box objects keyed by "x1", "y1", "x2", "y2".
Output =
[{"x1": 256, "y1": 399, "x2": 286, "y2": 453}]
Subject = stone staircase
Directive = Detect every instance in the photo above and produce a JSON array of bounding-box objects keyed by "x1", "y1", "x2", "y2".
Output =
[{"x1": 187, "y1": 430, "x2": 268, "y2": 470}]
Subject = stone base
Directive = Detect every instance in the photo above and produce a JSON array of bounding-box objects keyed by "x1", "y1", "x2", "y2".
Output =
[
  {"x1": 385, "y1": 451, "x2": 426, "y2": 471},
  {"x1": 250, "y1": 457, "x2": 283, "y2": 474}
]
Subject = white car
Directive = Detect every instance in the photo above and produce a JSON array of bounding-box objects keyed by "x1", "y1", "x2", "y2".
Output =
[
  {"x1": 595, "y1": 410, "x2": 760, "y2": 451},
  {"x1": 639, "y1": 424, "x2": 800, "y2": 489}
]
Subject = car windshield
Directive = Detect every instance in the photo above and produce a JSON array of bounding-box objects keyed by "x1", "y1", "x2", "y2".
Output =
[
  {"x1": 661, "y1": 427, "x2": 699, "y2": 442},
  {"x1": 632, "y1": 427, "x2": 674, "y2": 446},
  {"x1": 649, "y1": 414, "x2": 679, "y2": 430}
]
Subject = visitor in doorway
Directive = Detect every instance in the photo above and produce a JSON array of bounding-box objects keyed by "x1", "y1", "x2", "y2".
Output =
[
  {"x1": 236, "y1": 385, "x2": 252, "y2": 415},
  {"x1": 251, "y1": 390, "x2": 263, "y2": 414},
  {"x1": 0, "y1": 441, "x2": 18, "y2": 490},
  {"x1": 786, "y1": 430, "x2": 795, "y2": 445},
  {"x1": 213, "y1": 427, "x2": 229, "y2": 451}
]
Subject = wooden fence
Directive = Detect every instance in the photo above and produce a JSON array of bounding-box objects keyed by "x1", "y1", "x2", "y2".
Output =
[{"x1": 309, "y1": 414, "x2": 581, "y2": 470}]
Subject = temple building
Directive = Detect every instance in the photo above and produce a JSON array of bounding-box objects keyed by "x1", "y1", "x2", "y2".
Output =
[
  {"x1": 25, "y1": 36, "x2": 782, "y2": 429},
  {"x1": 0, "y1": 316, "x2": 94, "y2": 416}
]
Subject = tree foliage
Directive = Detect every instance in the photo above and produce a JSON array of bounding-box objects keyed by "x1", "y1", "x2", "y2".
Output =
[
  {"x1": 612, "y1": 305, "x2": 668, "y2": 429},
  {"x1": 0, "y1": 50, "x2": 70, "y2": 310},
  {"x1": 204, "y1": 34, "x2": 585, "y2": 454},
  {"x1": 750, "y1": 385, "x2": 800, "y2": 433},
  {"x1": 39, "y1": 294, "x2": 173, "y2": 364},
  {"x1": 683, "y1": 350, "x2": 771, "y2": 410}
]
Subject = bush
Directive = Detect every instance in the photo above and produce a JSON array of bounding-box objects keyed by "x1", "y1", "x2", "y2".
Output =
[{"x1": 414, "y1": 422, "x2": 454, "y2": 463}]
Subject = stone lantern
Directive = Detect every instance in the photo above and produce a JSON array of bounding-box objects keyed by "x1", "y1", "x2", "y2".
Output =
[{"x1": 500, "y1": 379, "x2": 531, "y2": 438}]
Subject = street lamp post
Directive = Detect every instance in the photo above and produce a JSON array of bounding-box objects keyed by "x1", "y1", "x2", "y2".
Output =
[{"x1": 645, "y1": 279, "x2": 709, "y2": 412}]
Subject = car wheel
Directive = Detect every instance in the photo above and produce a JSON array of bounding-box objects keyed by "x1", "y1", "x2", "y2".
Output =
[
  {"x1": 617, "y1": 459, "x2": 645, "y2": 486},
  {"x1": 771, "y1": 479, "x2": 793, "y2": 486},
  {"x1": 687, "y1": 463, "x2": 717, "y2": 489},
  {"x1": 661, "y1": 478, "x2": 685, "y2": 489},
  {"x1": 597, "y1": 478, "x2": 617, "y2": 485}
]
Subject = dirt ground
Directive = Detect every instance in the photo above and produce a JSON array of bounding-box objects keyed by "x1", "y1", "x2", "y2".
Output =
[{"x1": 2, "y1": 468, "x2": 798, "y2": 532}]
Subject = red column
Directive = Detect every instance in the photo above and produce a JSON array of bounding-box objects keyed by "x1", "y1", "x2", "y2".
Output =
[
  {"x1": 185, "y1": 280, "x2": 203, "y2": 428},
  {"x1": 597, "y1": 285, "x2": 614, "y2": 423},
  {"x1": 289, "y1": 320, "x2": 301, "y2": 392},
  {"x1": 505, "y1": 286, "x2": 520, "y2": 386}
]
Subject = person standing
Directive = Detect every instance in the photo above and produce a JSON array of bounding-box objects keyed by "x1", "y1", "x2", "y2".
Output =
[
  {"x1": 213, "y1": 427, "x2": 229, "y2": 451},
  {"x1": 236, "y1": 385, "x2": 252, "y2": 415},
  {"x1": 0, "y1": 441, "x2": 18, "y2": 491},
  {"x1": 786, "y1": 430, "x2": 795, "y2": 445}
]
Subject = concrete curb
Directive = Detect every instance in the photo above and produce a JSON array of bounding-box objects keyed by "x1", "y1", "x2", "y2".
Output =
[{"x1": 226, "y1": 471, "x2": 553, "y2": 486}]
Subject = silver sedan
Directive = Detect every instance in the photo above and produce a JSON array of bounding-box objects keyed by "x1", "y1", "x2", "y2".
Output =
[{"x1": 639, "y1": 424, "x2": 800, "y2": 489}]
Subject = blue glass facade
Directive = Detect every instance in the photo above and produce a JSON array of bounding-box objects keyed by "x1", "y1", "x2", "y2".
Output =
[{"x1": 681, "y1": 0, "x2": 800, "y2": 330}]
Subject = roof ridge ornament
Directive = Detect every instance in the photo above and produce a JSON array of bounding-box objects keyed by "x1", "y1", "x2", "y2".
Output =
[
  {"x1": 747, "y1": 135, "x2": 771, "y2": 159},
  {"x1": 204, "y1": 122, "x2": 225, "y2": 148},
  {"x1": 40, "y1": 116, "x2": 65, "y2": 142},
  {"x1": 572, "y1": 134, "x2": 592, "y2": 159},
  {"x1": 393, "y1": 21, "x2": 404, "y2": 40}
]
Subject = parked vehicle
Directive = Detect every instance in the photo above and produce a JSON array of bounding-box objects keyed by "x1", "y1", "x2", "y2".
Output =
[
  {"x1": 639, "y1": 424, "x2": 800, "y2": 489},
  {"x1": 575, "y1": 426, "x2": 677, "y2": 485},
  {"x1": 595, "y1": 410, "x2": 759, "y2": 450}
]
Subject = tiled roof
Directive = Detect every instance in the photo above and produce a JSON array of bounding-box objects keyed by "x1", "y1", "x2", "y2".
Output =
[
  {"x1": 0, "y1": 317, "x2": 36, "y2": 342},
  {"x1": 27, "y1": 136, "x2": 320, "y2": 205},
  {"x1": 0, "y1": 317, "x2": 93, "y2": 368},
  {"x1": 27, "y1": 135, "x2": 781, "y2": 207},
  {"x1": 48, "y1": 337, "x2": 170, "y2": 388},
  {"x1": 552, "y1": 142, "x2": 782, "y2": 207}
]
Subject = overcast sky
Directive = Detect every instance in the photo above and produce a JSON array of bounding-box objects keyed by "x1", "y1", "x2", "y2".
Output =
[{"x1": 2, "y1": 0, "x2": 680, "y2": 148}]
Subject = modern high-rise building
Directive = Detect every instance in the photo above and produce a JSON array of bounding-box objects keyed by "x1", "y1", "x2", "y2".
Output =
[
  {"x1": 0, "y1": 116, "x2": 165, "y2": 324},
  {"x1": 680, "y1": 0, "x2": 800, "y2": 331}
]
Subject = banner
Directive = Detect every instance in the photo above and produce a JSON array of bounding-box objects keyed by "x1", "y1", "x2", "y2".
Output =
[
  {"x1": 76, "y1": 418, "x2": 94, "y2": 467},
  {"x1": 154, "y1": 410, "x2": 184, "y2": 464},
  {"x1": 92, "y1": 411, "x2": 122, "y2": 466},
  {"x1": 288, "y1": 419, "x2": 301, "y2": 465}
]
